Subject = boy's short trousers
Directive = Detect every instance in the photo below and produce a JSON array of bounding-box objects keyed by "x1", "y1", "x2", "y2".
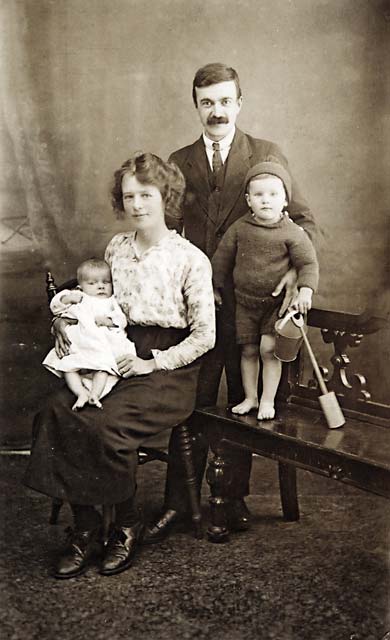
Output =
[{"x1": 236, "y1": 294, "x2": 283, "y2": 345}]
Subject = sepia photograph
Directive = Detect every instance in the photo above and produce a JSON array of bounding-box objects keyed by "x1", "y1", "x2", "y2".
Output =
[{"x1": 1, "y1": 1, "x2": 389, "y2": 638}]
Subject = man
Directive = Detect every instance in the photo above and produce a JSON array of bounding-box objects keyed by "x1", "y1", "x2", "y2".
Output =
[{"x1": 143, "y1": 63, "x2": 316, "y2": 542}]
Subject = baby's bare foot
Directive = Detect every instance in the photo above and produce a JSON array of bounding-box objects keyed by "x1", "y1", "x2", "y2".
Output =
[
  {"x1": 257, "y1": 402, "x2": 275, "y2": 420},
  {"x1": 72, "y1": 392, "x2": 89, "y2": 411},
  {"x1": 88, "y1": 395, "x2": 103, "y2": 409},
  {"x1": 232, "y1": 398, "x2": 258, "y2": 415}
]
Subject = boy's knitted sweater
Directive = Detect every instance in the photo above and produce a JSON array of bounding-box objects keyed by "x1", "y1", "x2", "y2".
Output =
[{"x1": 212, "y1": 212, "x2": 319, "y2": 308}]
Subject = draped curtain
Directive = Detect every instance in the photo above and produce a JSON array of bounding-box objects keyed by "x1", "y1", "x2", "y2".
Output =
[
  {"x1": 1, "y1": 0, "x2": 165, "y2": 280},
  {"x1": 2, "y1": 2, "x2": 74, "y2": 273}
]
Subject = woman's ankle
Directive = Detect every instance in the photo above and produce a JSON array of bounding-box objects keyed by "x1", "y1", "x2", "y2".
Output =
[{"x1": 70, "y1": 504, "x2": 102, "y2": 530}]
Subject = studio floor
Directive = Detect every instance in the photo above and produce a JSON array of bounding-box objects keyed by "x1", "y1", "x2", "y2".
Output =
[{"x1": 0, "y1": 452, "x2": 389, "y2": 640}]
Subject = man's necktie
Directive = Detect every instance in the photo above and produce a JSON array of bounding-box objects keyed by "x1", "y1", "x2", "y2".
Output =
[{"x1": 212, "y1": 142, "x2": 223, "y2": 174}]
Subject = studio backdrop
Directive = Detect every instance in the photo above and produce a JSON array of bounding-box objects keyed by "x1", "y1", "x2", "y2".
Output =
[{"x1": 1, "y1": 0, "x2": 389, "y2": 443}]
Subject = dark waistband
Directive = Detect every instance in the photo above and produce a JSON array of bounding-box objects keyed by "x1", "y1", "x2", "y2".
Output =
[
  {"x1": 235, "y1": 290, "x2": 284, "y2": 310},
  {"x1": 127, "y1": 325, "x2": 190, "y2": 360}
]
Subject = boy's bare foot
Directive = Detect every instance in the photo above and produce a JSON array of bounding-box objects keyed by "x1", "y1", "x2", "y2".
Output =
[
  {"x1": 257, "y1": 402, "x2": 275, "y2": 420},
  {"x1": 232, "y1": 398, "x2": 258, "y2": 415},
  {"x1": 72, "y1": 392, "x2": 89, "y2": 411},
  {"x1": 88, "y1": 395, "x2": 103, "y2": 409}
]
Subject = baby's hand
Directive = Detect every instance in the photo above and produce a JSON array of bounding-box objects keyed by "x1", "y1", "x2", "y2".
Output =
[
  {"x1": 95, "y1": 315, "x2": 116, "y2": 327},
  {"x1": 61, "y1": 290, "x2": 83, "y2": 305},
  {"x1": 291, "y1": 287, "x2": 313, "y2": 314}
]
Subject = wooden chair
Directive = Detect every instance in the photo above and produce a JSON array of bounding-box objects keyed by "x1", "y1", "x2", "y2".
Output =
[{"x1": 45, "y1": 271, "x2": 202, "y2": 538}]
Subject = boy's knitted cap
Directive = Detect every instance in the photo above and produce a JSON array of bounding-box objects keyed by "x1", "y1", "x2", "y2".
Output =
[{"x1": 245, "y1": 162, "x2": 292, "y2": 202}]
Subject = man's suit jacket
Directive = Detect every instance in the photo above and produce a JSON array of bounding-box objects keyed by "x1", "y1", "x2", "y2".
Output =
[{"x1": 169, "y1": 128, "x2": 316, "y2": 259}]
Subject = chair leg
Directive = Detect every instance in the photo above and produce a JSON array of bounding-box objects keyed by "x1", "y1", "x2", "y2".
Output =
[
  {"x1": 176, "y1": 423, "x2": 203, "y2": 538},
  {"x1": 278, "y1": 462, "x2": 299, "y2": 521},
  {"x1": 49, "y1": 498, "x2": 63, "y2": 525}
]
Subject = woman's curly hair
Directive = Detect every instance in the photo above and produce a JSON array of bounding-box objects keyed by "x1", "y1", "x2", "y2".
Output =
[{"x1": 111, "y1": 152, "x2": 185, "y2": 220}]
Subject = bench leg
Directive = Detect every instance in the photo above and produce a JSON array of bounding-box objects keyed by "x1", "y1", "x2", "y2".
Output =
[
  {"x1": 176, "y1": 423, "x2": 203, "y2": 539},
  {"x1": 206, "y1": 453, "x2": 230, "y2": 543},
  {"x1": 278, "y1": 462, "x2": 299, "y2": 521}
]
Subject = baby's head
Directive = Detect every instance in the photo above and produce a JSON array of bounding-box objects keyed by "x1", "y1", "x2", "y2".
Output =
[
  {"x1": 77, "y1": 258, "x2": 112, "y2": 298},
  {"x1": 245, "y1": 162, "x2": 292, "y2": 224}
]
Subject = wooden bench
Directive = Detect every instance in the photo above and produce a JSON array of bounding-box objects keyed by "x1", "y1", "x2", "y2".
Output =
[{"x1": 189, "y1": 308, "x2": 390, "y2": 542}]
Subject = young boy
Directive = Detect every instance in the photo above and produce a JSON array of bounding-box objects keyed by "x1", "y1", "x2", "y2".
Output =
[
  {"x1": 43, "y1": 258, "x2": 136, "y2": 411},
  {"x1": 212, "y1": 162, "x2": 319, "y2": 420}
]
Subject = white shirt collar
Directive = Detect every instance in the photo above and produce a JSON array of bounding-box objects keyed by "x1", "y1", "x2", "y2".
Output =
[
  {"x1": 202, "y1": 127, "x2": 236, "y2": 169},
  {"x1": 202, "y1": 127, "x2": 236, "y2": 152}
]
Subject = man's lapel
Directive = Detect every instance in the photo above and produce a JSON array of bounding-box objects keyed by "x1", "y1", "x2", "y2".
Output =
[
  {"x1": 217, "y1": 129, "x2": 252, "y2": 229},
  {"x1": 184, "y1": 136, "x2": 212, "y2": 216}
]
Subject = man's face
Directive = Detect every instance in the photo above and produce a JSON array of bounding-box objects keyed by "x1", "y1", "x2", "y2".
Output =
[{"x1": 194, "y1": 80, "x2": 242, "y2": 141}]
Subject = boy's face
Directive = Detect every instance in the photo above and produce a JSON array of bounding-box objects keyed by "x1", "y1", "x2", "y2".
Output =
[
  {"x1": 195, "y1": 81, "x2": 242, "y2": 141},
  {"x1": 245, "y1": 175, "x2": 287, "y2": 224},
  {"x1": 79, "y1": 267, "x2": 112, "y2": 298}
]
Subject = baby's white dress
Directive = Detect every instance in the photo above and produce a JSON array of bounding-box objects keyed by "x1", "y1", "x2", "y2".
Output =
[{"x1": 42, "y1": 290, "x2": 136, "y2": 398}]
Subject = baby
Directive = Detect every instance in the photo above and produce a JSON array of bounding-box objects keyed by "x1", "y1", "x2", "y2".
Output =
[
  {"x1": 43, "y1": 258, "x2": 136, "y2": 410},
  {"x1": 212, "y1": 161, "x2": 319, "y2": 420}
]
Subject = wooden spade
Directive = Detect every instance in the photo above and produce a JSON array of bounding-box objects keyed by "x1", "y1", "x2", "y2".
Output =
[{"x1": 291, "y1": 313, "x2": 345, "y2": 429}]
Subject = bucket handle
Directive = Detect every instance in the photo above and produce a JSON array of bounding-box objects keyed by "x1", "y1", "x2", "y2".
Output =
[
  {"x1": 277, "y1": 309, "x2": 304, "y2": 331},
  {"x1": 290, "y1": 312, "x2": 305, "y2": 329}
]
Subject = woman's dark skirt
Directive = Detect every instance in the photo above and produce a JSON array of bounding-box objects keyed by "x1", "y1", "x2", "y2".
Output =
[{"x1": 24, "y1": 326, "x2": 200, "y2": 505}]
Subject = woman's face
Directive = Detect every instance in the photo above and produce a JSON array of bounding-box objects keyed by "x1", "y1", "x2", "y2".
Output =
[{"x1": 121, "y1": 173, "x2": 165, "y2": 231}]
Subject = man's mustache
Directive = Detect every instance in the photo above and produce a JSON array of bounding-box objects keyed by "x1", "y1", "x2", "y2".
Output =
[{"x1": 207, "y1": 116, "x2": 229, "y2": 125}]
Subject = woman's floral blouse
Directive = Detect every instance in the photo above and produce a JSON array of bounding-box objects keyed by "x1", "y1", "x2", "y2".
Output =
[{"x1": 105, "y1": 230, "x2": 215, "y2": 371}]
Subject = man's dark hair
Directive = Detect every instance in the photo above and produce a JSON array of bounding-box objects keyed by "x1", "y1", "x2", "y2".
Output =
[{"x1": 192, "y1": 63, "x2": 242, "y2": 106}]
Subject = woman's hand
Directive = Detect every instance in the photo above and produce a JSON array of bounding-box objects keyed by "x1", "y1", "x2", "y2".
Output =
[
  {"x1": 52, "y1": 317, "x2": 77, "y2": 358},
  {"x1": 116, "y1": 354, "x2": 156, "y2": 378},
  {"x1": 213, "y1": 288, "x2": 223, "y2": 310},
  {"x1": 272, "y1": 267, "x2": 298, "y2": 317}
]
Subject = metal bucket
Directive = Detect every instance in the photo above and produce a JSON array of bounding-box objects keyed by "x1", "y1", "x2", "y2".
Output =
[{"x1": 274, "y1": 310, "x2": 307, "y2": 362}]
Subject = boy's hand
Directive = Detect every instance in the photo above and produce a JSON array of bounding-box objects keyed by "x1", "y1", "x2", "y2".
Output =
[
  {"x1": 95, "y1": 315, "x2": 116, "y2": 327},
  {"x1": 213, "y1": 288, "x2": 223, "y2": 309},
  {"x1": 272, "y1": 267, "x2": 298, "y2": 316},
  {"x1": 291, "y1": 287, "x2": 313, "y2": 314}
]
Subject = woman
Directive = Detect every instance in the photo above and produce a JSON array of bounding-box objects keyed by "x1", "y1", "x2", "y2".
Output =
[{"x1": 24, "y1": 153, "x2": 215, "y2": 579}]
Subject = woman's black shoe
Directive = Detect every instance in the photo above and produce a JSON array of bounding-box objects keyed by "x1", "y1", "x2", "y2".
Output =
[
  {"x1": 100, "y1": 522, "x2": 144, "y2": 576},
  {"x1": 54, "y1": 527, "x2": 103, "y2": 579},
  {"x1": 141, "y1": 509, "x2": 179, "y2": 544}
]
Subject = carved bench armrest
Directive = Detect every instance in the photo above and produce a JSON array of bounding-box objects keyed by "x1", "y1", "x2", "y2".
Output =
[
  {"x1": 288, "y1": 308, "x2": 389, "y2": 425},
  {"x1": 308, "y1": 308, "x2": 388, "y2": 335}
]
